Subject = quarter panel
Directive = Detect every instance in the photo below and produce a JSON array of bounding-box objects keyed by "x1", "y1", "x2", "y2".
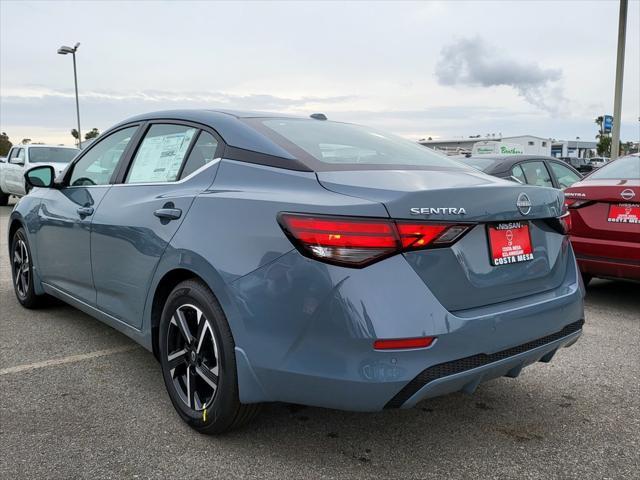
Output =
[{"x1": 175, "y1": 160, "x2": 388, "y2": 282}]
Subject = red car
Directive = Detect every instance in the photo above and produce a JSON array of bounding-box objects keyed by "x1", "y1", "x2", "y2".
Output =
[{"x1": 564, "y1": 155, "x2": 640, "y2": 284}]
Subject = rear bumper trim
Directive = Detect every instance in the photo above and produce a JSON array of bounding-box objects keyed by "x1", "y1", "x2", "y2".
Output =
[
  {"x1": 575, "y1": 253, "x2": 640, "y2": 266},
  {"x1": 383, "y1": 319, "x2": 585, "y2": 409}
]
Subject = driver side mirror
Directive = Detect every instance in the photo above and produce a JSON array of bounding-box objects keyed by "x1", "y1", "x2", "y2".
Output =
[{"x1": 25, "y1": 165, "x2": 55, "y2": 189}]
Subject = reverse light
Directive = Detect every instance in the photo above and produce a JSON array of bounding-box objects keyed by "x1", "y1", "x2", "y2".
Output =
[
  {"x1": 278, "y1": 213, "x2": 471, "y2": 267},
  {"x1": 373, "y1": 337, "x2": 435, "y2": 350}
]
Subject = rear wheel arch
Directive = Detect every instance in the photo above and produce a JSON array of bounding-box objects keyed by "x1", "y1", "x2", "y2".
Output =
[{"x1": 150, "y1": 268, "x2": 200, "y2": 360}]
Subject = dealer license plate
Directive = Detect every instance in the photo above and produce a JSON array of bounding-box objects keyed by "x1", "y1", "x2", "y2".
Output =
[
  {"x1": 488, "y1": 222, "x2": 534, "y2": 266},
  {"x1": 607, "y1": 204, "x2": 640, "y2": 224}
]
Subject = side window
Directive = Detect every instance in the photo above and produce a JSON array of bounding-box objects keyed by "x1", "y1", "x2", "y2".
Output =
[
  {"x1": 179, "y1": 131, "x2": 219, "y2": 179},
  {"x1": 126, "y1": 124, "x2": 197, "y2": 184},
  {"x1": 511, "y1": 164, "x2": 526, "y2": 184},
  {"x1": 10, "y1": 148, "x2": 24, "y2": 164},
  {"x1": 549, "y1": 162, "x2": 581, "y2": 189},
  {"x1": 70, "y1": 126, "x2": 137, "y2": 186},
  {"x1": 521, "y1": 161, "x2": 553, "y2": 188}
]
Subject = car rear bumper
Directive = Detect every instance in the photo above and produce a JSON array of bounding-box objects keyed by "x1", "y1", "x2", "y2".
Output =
[
  {"x1": 571, "y1": 234, "x2": 640, "y2": 280},
  {"x1": 387, "y1": 319, "x2": 583, "y2": 408},
  {"x1": 229, "y1": 248, "x2": 585, "y2": 411}
]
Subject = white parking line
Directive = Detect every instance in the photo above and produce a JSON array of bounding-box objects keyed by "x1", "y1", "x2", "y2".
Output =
[{"x1": 0, "y1": 345, "x2": 140, "y2": 376}]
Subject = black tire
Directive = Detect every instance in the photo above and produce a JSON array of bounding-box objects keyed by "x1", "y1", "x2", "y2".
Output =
[
  {"x1": 159, "y1": 279, "x2": 261, "y2": 434},
  {"x1": 10, "y1": 228, "x2": 46, "y2": 308},
  {"x1": 581, "y1": 272, "x2": 592, "y2": 287},
  {"x1": 0, "y1": 188, "x2": 8, "y2": 206}
]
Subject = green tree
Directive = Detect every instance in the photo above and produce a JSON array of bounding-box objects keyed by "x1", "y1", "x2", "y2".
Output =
[
  {"x1": 597, "y1": 136, "x2": 611, "y2": 156},
  {"x1": 21, "y1": 138, "x2": 31, "y2": 145},
  {"x1": 84, "y1": 128, "x2": 100, "y2": 140},
  {"x1": 0, "y1": 132, "x2": 12, "y2": 156},
  {"x1": 71, "y1": 129, "x2": 79, "y2": 146}
]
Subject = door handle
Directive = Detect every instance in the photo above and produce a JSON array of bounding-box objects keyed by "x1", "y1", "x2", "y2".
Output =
[
  {"x1": 77, "y1": 206, "x2": 94, "y2": 217},
  {"x1": 154, "y1": 208, "x2": 182, "y2": 221}
]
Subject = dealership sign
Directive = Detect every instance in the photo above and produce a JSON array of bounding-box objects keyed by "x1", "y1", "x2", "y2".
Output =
[
  {"x1": 473, "y1": 141, "x2": 524, "y2": 156},
  {"x1": 499, "y1": 144, "x2": 524, "y2": 155}
]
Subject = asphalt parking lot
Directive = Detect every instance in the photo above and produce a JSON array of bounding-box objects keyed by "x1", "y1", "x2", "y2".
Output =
[{"x1": 0, "y1": 198, "x2": 638, "y2": 480}]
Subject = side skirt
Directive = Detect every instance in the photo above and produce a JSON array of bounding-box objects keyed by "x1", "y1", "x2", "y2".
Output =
[{"x1": 41, "y1": 282, "x2": 153, "y2": 352}]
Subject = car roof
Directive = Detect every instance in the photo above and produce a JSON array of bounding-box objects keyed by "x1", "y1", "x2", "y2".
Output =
[
  {"x1": 14, "y1": 144, "x2": 78, "y2": 149},
  {"x1": 111, "y1": 109, "x2": 313, "y2": 160},
  {"x1": 467, "y1": 154, "x2": 562, "y2": 173}
]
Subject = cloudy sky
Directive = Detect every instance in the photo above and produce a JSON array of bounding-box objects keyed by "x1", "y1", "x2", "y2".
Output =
[{"x1": 1, "y1": 0, "x2": 638, "y2": 146}]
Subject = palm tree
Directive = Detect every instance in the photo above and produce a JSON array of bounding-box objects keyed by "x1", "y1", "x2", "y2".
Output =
[{"x1": 594, "y1": 116, "x2": 604, "y2": 139}]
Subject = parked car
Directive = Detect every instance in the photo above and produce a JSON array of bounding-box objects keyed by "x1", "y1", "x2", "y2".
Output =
[
  {"x1": 0, "y1": 144, "x2": 78, "y2": 205},
  {"x1": 588, "y1": 157, "x2": 610, "y2": 169},
  {"x1": 465, "y1": 155, "x2": 582, "y2": 190},
  {"x1": 559, "y1": 156, "x2": 594, "y2": 174},
  {"x1": 9, "y1": 110, "x2": 584, "y2": 433},
  {"x1": 564, "y1": 155, "x2": 639, "y2": 284}
]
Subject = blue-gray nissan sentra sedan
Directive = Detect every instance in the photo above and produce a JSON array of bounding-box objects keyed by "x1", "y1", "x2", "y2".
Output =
[{"x1": 9, "y1": 110, "x2": 584, "y2": 433}]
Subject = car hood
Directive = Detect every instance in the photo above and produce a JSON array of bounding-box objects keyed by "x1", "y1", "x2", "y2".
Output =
[{"x1": 316, "y1": 169, "x2": 564, "y2": 221}]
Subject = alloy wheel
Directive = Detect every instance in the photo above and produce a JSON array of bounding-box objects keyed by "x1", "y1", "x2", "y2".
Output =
[
  {"x1": 13, "y1": 239, "x2": 30, "y2": 298},
  {"x1": 166, "y1": 304, "x2": 220, "y2": 411}
]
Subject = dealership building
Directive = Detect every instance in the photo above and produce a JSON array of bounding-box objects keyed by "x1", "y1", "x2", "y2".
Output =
[{"x1": 420, "y1": 135, "x2": 597, "y2": 158}]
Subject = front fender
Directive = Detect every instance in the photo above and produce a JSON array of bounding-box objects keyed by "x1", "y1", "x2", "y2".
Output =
[{"x1": 8, "y1": 195, "x2": 45, "y2": 295}]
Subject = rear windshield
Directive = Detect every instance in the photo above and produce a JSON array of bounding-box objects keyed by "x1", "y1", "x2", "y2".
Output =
[
  {"x1": 465, "y1": 156, "x2": 498, "y2": 171},
  {"x1": 29, "y1": 147, "x2": 78, "y2": 164},
  {"x1": 259, "y1": 119, "x2": 466, "y2": 170},
  {"x1": 588, "y1": 156, "x2": 640, "y2": 179}
]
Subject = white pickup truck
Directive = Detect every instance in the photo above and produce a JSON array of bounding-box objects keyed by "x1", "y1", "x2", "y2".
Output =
[{"x1": 0, "y1": 144, "x2": 79, "y2": 205}]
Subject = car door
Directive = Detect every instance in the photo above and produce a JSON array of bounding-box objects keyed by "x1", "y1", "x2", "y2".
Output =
[
  {"x1": 35, "y1": 126, "x2": 140, "y2": 304},
  {"x1": 6, "y1": 147, "x2": 26, "y2": 194},
  {"x1": 91, "y1": 123, "x2": 222, "y2": 328},
  {"x1": 547, "y1": 160, "x2": 582, "y2": 190}
]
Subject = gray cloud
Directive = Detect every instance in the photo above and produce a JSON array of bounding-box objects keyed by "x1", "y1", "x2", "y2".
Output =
[
  {"x1": 0, "y1": 88, "x2": 358, "y2": 131},
  {"x1": 435, "y1": 36, "x2": 565, "y2": 114}
]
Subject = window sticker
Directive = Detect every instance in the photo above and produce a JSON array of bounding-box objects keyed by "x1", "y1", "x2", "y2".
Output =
[{"x1": 128, "y1": 128, "x2": 196, "y2": 183}]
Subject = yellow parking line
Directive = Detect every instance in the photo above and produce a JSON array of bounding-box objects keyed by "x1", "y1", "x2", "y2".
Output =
[{"x1": 0, "y1": 345, "x2": 140, "y2": 376}]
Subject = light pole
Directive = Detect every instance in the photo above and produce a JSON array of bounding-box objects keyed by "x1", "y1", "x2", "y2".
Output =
[
  {"x1": 57, "y1": 42, "x2": 82, "y2": 148},
  {"x1": 611, "y1": 0, "x2": 628, "y2": 160}
]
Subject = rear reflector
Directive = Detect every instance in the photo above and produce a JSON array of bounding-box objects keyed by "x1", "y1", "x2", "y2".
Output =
[
  {"x1": 374, "y1": 337, "x2": 435, "y2": 350},
  {"x1": 278, "y1": 213, "x2": 471, "y2": 267}
]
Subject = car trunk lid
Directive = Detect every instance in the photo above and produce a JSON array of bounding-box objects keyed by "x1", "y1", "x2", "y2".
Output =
[
  {"x1": 565, "y1": 180, "x2": 640, "y2": 243},
  {"x1": 317, "y1": 169, "x2": 569, "y2": 311}
]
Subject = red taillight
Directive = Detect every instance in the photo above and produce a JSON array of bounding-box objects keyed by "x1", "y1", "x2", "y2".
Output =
[
  {"x1": 396, "y1": 223, "x2": 447, "y2": 249},
  {"x1": 278, "y1": 213, "x2": 470, "y2": 267},
  {"x1": 373, "y1": 337, "x2": 435, "y2": 350},
  {"x1": 559, "y1": 211, "x2": 572, "y2": 234}
]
